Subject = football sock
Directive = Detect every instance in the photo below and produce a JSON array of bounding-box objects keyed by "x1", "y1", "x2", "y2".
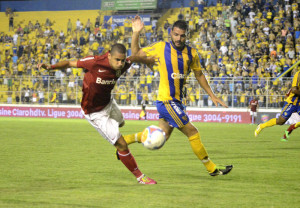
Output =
[
  {"x1": 287, "y1": 124, "x2": 296, "y2": 133},
  {"x1": 118, "y1": 150, "x2": 143, "y2": 178},
  {"x1": 123, "y1": 132, "x2": 142, "y2": 144},
  {"x1": 188, "y1": 132, "x2": 216, "y2": 173},
  {"x1": 295, "y1": 122, "x2": 300, "y2": 128},
  {"x1": 261, "y1": 118, "x2": 277, "y2": 129}
]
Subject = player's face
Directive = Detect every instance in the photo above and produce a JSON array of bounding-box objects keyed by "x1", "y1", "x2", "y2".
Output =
[
  {"x1": 108, "y1": 52, "x2": 126, "y2": 70},
  {"x1": 171, "y1": 27, "x2": 187, "y2": 49}
]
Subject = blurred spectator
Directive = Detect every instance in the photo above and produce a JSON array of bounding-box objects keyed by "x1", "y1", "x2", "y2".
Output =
[
  {"x1": 76, "y1": 19, "x2": 81, "y2": 31},
  {"x1": 9, "y1": 13, "x2": 14, "y2": 31},
  {"x1": 67, "y1": 19, "x2": 72, "y2": 33}
]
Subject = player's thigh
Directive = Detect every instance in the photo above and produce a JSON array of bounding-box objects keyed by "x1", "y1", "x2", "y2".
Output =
[
  {"x1": 156, "y1": 100, "x2": 189, "y2": 128},
  {"x1": 110, "y1": 98, "x2": 124, "y2": 125},
  {"x1": 82, "y1": 110, "x2": 121, "y2": 145}
]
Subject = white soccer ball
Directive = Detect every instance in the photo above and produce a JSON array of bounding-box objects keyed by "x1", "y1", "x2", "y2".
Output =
[{"x1": 141, "y1": 125, "x2": 166, "y2": 150}]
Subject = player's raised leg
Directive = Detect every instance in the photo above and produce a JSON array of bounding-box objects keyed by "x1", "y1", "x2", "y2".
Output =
[
  {"x1": 179, "y1": 122, "x2": 233, "y2": 176},
  {"x1": 255, "y1": 115, "x2": 287, "y2": 137},
  {"x1": 123, "y1": 132, "x2": 143, "y2": 144},
  {"x1": 115, "y1": 135, "x2": 157, "y2": 184},
  {"x1": 123, "y1": 118, "x2": 174, "y2": 145},
  {"x1": 83, "y1": 105, "x2": 156, "y2": 184}
]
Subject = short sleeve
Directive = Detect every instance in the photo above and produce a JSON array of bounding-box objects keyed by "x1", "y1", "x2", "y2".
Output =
[
  {"x1": 77, "y1": 56, "x2": 95, "y2": 71},
  {"x1": 191, "y1": 49, "x2": 202, "y2": 71},
  {"x1": 292, "y1": 71, "x2": 300, "y2": 87},
  {"x1": 142, "y1": 42, "x2": 162, "y2": 57}
]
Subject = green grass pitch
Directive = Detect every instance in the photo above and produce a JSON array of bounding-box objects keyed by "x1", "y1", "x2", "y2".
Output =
[{"x1": 0, "y1": 117, "x2": 300, "y2": 208}]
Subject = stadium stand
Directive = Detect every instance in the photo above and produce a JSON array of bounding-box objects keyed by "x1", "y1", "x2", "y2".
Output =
[{"x1": 0, "y1": 0, "x2": 299, "y2": 107}]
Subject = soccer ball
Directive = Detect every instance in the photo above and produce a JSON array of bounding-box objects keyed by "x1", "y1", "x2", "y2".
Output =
[{"x1": 141, "y1": 125, "x2": 166, "y2": 150}]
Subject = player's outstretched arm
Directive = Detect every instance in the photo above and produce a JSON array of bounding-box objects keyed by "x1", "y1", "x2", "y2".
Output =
[
  {"x1": 194, "y1": 70, "x2": 228, "y2": 108},
  {"x1": 128, "y1": 55, "x2": 157, "y2": 70},
  {"x1": 131, "y1": 15, "x2": 145, "y2": 56},
  {"x1": 37, "y1": 60, "x2": 78, "y2": 71}
]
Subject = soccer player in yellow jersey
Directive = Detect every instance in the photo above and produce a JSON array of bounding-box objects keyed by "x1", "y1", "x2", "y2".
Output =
[
  {"x1": 255, "y1": 70, "x2": 300, "y2": 138},
  {"x1": 124, "y1": 16, "x2": 233, "y2": 177}
]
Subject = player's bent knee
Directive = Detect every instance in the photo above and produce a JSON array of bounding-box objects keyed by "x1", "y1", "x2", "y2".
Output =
[
  {"x1": 188, "y1": 132, "x2": 201, "y2": 142},
  {"x1": 114, "y1": 136, "x2": 128, "y2": 151},
  {"x1": 277, "y1": 117, "x2": 287, "y2": 125},
  {"x1": 164, "y1": 132, "x2": 171, "y2": 141}
]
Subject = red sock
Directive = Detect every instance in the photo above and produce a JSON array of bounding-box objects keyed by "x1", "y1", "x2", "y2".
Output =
[
  {"x1": 118, "y1": 150, "x2": 143, "y2": 178},
  {"x1": 287, "y1": 124, "x2": 296, "y2": 134},
  {"x1": 283, "y1": 124, "x2": 296, "y2": 139}
]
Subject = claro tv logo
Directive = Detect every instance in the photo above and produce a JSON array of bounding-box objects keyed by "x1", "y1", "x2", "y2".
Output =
[{"x1": 171, "y1": 73, "x2": 186, "y2": 79}]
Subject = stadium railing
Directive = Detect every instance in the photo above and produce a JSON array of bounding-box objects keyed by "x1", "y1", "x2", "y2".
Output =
[{"x1": 0, "y1": 76, "x2": 293, "y2": 109}]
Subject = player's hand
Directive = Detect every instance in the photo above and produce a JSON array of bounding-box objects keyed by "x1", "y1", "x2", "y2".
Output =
[
  {"x1": 37, "y1": 63, "x2": 51, "y2": 71},
  {"x1": 211, "y1": 95, "x2": 228, "y2": 108},
  {"x1": 132, "y1": 15, "x2": 144, "y2": 33}
]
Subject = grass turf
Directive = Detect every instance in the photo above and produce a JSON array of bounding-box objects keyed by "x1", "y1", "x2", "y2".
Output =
[{"x1": 0, "y1": 117, "x2": 300, "y2": 208}]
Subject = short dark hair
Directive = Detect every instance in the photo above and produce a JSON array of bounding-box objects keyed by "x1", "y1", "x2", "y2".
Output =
[
  {"x1": 110, "y1": 43, "x2": 126, "y2": 55},
  {"x1": 172, "y1": 20, "x2": 188, "y2": 31}
]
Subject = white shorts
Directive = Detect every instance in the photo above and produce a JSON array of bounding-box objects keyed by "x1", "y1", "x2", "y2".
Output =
[
  {"x1": 81, "y1": 98, "x2": 124, "y2": 145},
  {"x1": 250, "y1": 111, "x2": 257, "y2": 117},
  {"x1": 288, "y1": 113, "x2": 300, "y2": 124}
]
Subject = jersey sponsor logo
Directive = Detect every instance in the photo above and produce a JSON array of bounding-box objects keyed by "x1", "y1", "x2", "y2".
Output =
[
  {"x1": 171, "y1": 73, "x2": 186, "y2": 79},
  {"x1": 96, "y1": 77, "x2": 116, "y2": 85},
  {"x1": 98, "y1": 69, "x2": 105, "y2": 72},
  {"x1": 170, "y1": 101, "x2": 182, "y2": 115}
]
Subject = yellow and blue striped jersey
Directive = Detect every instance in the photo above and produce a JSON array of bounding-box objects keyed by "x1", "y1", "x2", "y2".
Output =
[
  {"x1": 285, "y1": 71, "x2": 300, "y2": 105},
  {"x1": 142, "y1": 41, "x2": 202, "y2": 101}
]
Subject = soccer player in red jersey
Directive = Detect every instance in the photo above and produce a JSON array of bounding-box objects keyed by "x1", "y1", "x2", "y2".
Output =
[
  {"x1": 248, "y1": 97, "x2": 259, "y2": 124},
  {"x1": 38, "y1": 43, "x2": 157, "y2": 184}
]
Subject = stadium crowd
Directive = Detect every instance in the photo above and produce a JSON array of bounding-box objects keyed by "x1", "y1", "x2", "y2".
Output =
[{"x1": 0, "y1": 0, "x2": 299, "y2": 108}]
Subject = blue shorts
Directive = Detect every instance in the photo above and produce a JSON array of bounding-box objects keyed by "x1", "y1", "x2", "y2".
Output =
[
  {"x1": 280, "y1": 102, "x2": 300, "y2": 119},
  {"x1": 156, "y1": 100, "x2": 189, "y2": 128}
]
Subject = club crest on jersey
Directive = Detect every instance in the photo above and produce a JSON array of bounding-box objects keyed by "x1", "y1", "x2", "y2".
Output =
[
  {"x1": 116, "y1": 70, "x2": 122, "y2": 77},
  {"x1": 182, "y1": 115, "x2": 188, "y2": 121},
  {"x1": 186, "y1": 59, "x2": 192, "y2": 67}
]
